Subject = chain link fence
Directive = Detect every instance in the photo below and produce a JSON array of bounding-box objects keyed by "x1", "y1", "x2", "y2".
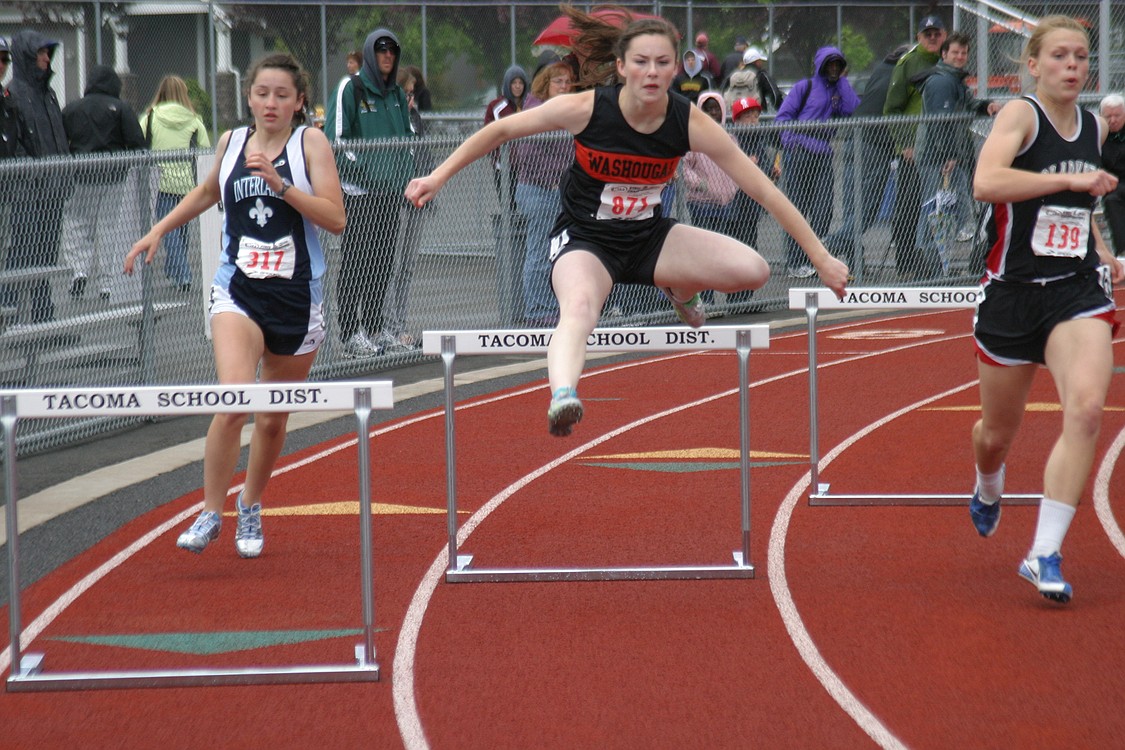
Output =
[{"x1": 1, "y1": 0, "x2": 1121, "y2": 455}]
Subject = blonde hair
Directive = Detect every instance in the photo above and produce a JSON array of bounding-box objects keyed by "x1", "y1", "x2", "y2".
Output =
[
  {"x1": 148, "y1": 75, "x2": 194, "y2": 113},
  {"x1": 531, "y1": 61, "x2": 574, "y2": 100},
  {"x1": 1026, "y1": 15, "x2": 1084, "y2": 81}
]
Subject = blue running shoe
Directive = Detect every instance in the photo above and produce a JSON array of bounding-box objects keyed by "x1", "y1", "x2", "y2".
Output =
[
  {"x1": 547, "y1": 386, "x2": 583, "y2": 437},
  {"x1": 1018, "y1": 552, "x2": 1072, "y2": 604},
  {"x1": 969, "y1": 490, "x2": 1001, "y2": 537}
]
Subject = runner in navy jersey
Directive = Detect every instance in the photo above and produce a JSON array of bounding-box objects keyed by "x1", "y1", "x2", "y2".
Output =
[
  {"x1": 967, "y1": 16, "x2": 1124, "y2": 603},
  {"x1": 406, "y1": 8, "x2": 848, "y2": 437},
  {"x1": 127, "y1": 53, "x2": 345, "y2": 558}
]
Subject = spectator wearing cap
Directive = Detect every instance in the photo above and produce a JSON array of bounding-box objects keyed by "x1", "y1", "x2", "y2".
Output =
[
  {"x1": 693, "y1": 32, "x2": 722, "y2": 79},
  {"x1": 883, "y1": 14, "x2": 947, "y2": 281},
  {"x1": 745, "y1": 47, "x2": 784, "y2": 113},
  {"x1": 720, "y1": 36, "x2": 749, "y2": 84},
  {"x1": 722, "y1": 50, "x2": 761, "y2": 113},
  {"x1": 1, "y1": 29, "x2": 69, "y2": 324},
  {"x1": 325, "y1": 28, "x2": 417, "y2": 358}
]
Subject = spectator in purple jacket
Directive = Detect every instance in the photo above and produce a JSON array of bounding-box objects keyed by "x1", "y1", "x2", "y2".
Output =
[{"x1": 774, "y1": 46, "x2": 859, "y2": 277}]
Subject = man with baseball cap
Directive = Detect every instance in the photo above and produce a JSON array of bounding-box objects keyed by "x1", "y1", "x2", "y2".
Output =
[
  {"x1": 745, "y1": 46, "x2": 784, "y2": 112},
  {"x1": 693, "y1": 31, "x2": 722, "y2": 79},
  {"x1": 883, "y1": 14, "x2": 947, "y2": 281}
]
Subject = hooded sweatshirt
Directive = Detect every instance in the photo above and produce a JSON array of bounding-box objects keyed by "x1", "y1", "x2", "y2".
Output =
[
  {"x1": 140, "y1": 101, "x2": 211, "y2": 195},
  {"x1": 680, "y1": 92, "x2": 738, "y2": 206},
  {"x1": 62, "y1": 65, "x2": 146, "y2": 155},
  {"x1": 775, "y1": 46, "x2": 859, "y2": 155},
  {"x1": 484, "y1": 65, "x2": 528, "y2": 169},
  {"x1": 324, "y1": 28, "x2": 415, "y2": 194},
  {"x1": 672, "y1": 50, "x2": 713, "y2": 103},
  {"x1": 6, "y1": 29, "x2": 68, "y2": 157}
]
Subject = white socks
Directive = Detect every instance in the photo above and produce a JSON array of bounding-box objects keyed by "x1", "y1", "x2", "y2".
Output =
[
  {"x1": 975, "y1": 464, "x2": 1005, "y2": 505},
  {"x1": 1028, "y1": 497, "x2": 1076, "y2": 560}
]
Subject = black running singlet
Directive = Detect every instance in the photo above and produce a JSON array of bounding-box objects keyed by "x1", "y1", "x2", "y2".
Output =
[
  {"x1": 554, "y1": 85, "x2": 691, "y2": 245},
  {"x1": 984, "y1": 96, "x2": 1103, "y2": 283}
]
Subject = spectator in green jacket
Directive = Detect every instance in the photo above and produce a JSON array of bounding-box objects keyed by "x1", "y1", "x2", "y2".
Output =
[
  {"x1": 884, "y1": 14, "x2": 947, "y2": 281},
  {"x1": 139, "y1": 75, "x2": 211, "y2": 292},
  {"x1": 324, "y1": 27, "x2": 416, "y2": 358}
]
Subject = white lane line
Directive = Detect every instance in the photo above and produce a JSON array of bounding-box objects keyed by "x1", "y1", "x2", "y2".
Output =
[
  {"x1": 394, "y1": 329, "x2": 979, "y2": 750},
  {"x1": 1093, "y1": 424, "x2": 1125, "y2": 560},
  {"x1": 768, "y1": 380, "x2": 978, "y2": 750},
  {"x1": 0, "y1": 352, "x2": 697, "y2": 677}
]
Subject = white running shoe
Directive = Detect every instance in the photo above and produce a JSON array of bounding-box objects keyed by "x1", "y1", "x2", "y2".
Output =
[
  {"x1": 235, "y1": 492, "x2": 264, "y2": 559},
  {"x1": 177, "y1": 511, "x2": 221, "y2": 554}
]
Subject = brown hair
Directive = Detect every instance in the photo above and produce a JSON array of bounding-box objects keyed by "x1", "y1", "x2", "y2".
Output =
[
  {"x1": 243, "y1": 52, "x2": 311, "y2": 126},
  {"x1": 561, "y1": 4, "x2": 680, "y2": 90},
  {"x1": 531, "y1": 61, "x2": 574, "y2": 100},
  {"x1": 148, "y1": 75, "x2": 193, "y2": 113}
]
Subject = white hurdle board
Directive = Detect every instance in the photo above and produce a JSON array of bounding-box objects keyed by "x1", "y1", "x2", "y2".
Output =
[
  {"x1": 2, "y1": 381, "x2": 393, "y2": 691},
  {"x1": 788, "y1": 288, "x2": 1040, "y2": 507},
  {"x1": 423, "y1": 326, "x2": 770, "y2": 582}
]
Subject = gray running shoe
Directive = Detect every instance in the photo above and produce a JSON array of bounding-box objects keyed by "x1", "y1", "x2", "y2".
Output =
[
  {"x1": 547, "y1": 386, "x2": 583, "y2": 437},
  {"x1": 177, "y1": 511, "x2": 221, "y2": 554},
  {"x1": 235, "y1": 493, "x2": 264, "y2": 559},
  {"x1": 660, "y1": 287, "x2": 706, "y2": 328}
]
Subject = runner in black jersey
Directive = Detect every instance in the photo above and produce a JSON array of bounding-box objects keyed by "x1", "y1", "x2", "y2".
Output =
[
  {"x1": 407, "y1": 9, "x2": 848, "y2": 437},
  {"x1": 967, "y1": 16, "x2": 1123, "y2": 604},
  {"x1": 127, "y1": 53, "x2": 345, "y2": 558}
]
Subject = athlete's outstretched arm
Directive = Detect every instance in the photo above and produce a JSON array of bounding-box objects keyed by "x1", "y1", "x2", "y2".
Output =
[
  {"x1": 405, "y1": 91, "x2": 594, "y2": 208},
  {"x1": 688, "y1": 107, "x2": 848, "y2": 298},
  {"x1": 125, "y1": 131, "x2": 230, "y2": 274}
]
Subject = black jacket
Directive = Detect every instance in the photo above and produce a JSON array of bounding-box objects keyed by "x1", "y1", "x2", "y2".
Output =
[
  {"x1": 5, "y1": 29, "x2": 68, "y2": 157},
  {"x1": 62, "y1": 65, "x2": 146, "y2": 154},
  {"x1": 1, "y1": 91, "x2": 33, "y2": 159}
]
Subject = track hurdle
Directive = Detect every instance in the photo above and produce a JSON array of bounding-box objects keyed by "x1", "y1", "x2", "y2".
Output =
[
  {"x1": 422, "y1": 325, "x2": 769, "y2": 582},
  {"x1": 789, "y1": 287, "x2": 1040, "y2": 507},
  {"x1": 3, "y1": 381, "x2": 393, "y2": 691}
]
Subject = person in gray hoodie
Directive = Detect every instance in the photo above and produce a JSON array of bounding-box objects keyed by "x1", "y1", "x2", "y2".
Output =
[
  {"x1": 60, "y1": 64, "x2": 146, "y2": 299},
  {"x1": 1, "y1": 29, "x2": 69, "y2": 323},
  {"x1": 324, "y1": 28, "x2": 415, "y2": 357}
]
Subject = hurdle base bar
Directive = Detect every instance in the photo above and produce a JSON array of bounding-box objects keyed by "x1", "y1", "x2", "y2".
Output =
[
  {"x1": 429, "y1": 326, "x2": 768, "y2": 586},
  {"x1": 809, "y1": 483, "x2": 1043, "y2": 507},
  {"x1": 445, "y1": 551, "x2": 754, "y2": 582},
  {"x1": 7, "y1": 647, "x2": 379, "y2": 692}
]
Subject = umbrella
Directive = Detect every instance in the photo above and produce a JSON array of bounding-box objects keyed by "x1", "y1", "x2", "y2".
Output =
[
  {"x1": 924, "y1": 172, "x2": 958, "y2": 275},
  {"x1": 533, "y1": 7, "x2": 664, "y2": 47}
]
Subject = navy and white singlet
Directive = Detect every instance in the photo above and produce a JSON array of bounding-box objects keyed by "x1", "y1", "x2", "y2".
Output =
[
  {"x1": 983, "y1": 95, "x2": 1103, "y2": 284},
  {"x1": 213, "y1": 125, "x2": 327, "y2": 355}
]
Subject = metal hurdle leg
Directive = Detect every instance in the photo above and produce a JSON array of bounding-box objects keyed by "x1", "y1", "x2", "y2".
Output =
[
  {"x1": 424, "y1": 326, "x2": 766, "y2": 583},
  {"x1": 440, "y1": 335, "x2": 473, "y2": 574},
  {"x1": 790, "y1": 288, "x2": 1042, "y2": 507},
  {"x1": 4, "y1": 382, "x2": 391, "y2": 691}
]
